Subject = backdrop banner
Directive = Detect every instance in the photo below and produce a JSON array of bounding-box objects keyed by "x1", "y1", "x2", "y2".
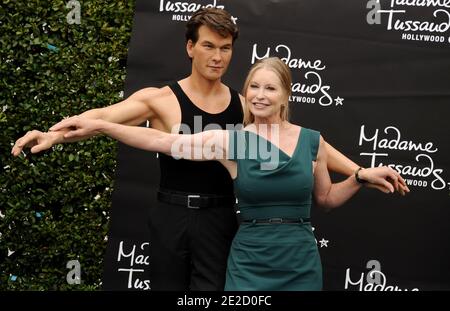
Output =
[{"x1": 102, "y1": 0, "x2": 450, "y2": 291}]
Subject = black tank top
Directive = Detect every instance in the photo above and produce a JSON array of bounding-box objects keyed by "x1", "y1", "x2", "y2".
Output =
[{"x1": 158, "y1": 82, "x2": 243, "y2": 195}]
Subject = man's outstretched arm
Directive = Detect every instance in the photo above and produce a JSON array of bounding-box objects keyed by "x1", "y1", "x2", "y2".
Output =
[{"x1": 11, "y1": 87, "x2": 158, "y2": 156}]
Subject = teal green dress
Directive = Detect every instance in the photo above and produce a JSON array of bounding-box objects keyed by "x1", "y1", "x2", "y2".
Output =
[{"x1": 225, "y1": 128, "x2": 322, "y2": 291}]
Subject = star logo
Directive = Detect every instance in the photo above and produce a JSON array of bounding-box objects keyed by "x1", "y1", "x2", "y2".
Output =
[
  {"x1": 335, "y1": 97, "x2": 344, "y2": 106},
  {"x1": 319, "y1": 238, "x2": 329, "y2": 248}
]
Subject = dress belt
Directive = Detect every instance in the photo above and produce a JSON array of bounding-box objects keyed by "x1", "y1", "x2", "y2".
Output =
[
  {"x1": 157, "y1": 190, "x2": 236, "y2": 209},
  {"x1": 241, "y1": 217, "x2": 311, "y2": 224}
]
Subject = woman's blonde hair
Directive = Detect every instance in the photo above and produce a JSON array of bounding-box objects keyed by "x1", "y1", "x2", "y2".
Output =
[{"x1": 242, "y1": 57, "x2": 292, "y2": 126}]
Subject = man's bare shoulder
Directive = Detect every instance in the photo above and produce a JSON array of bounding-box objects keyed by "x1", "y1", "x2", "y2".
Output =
[{"x1": 130, "y1": 86, "x2": 175, "y2": 102}]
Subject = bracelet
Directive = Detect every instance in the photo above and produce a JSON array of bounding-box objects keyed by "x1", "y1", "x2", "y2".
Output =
[{"x1": 355, "y1": 167, "x2": 367, "y2": 184}]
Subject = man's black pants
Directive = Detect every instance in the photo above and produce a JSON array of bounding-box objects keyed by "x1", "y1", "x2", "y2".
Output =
[{"x1": 148, "y1": 200, "x2": 238, "y2": 290}]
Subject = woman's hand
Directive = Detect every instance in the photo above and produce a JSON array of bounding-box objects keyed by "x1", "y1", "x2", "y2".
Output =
[
  {"x1": 49, "y1": 116, "x2": 103, "y2": 139},
  {"x1": 358, "y1": 166, "x2": 409, "y2": 194}
]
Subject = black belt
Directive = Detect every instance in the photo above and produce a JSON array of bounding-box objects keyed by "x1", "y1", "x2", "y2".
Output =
[
  {"x1": 241, "y1": 217, "x2": 310, "y2": 224},
  {"x1": 157, "y1": 190, "x2": 236, "y2": 209}
]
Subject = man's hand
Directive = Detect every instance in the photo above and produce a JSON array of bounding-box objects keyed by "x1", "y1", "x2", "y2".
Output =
[
  {"x1": 11, "y1": 130, "x2": 59, "y2": 157},
  {"x1": 49, "y1": 116, "x2": 102, "y2": 139}
]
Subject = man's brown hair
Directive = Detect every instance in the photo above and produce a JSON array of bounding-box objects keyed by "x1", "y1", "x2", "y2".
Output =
[{"x1": 186, "y1": 8, "x2": 239, "y2": 44}]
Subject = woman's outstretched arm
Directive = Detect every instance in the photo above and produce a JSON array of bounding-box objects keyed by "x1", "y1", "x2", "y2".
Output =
[{"x1": 49, "y1": 116, "x2": 228, "y2": 160}]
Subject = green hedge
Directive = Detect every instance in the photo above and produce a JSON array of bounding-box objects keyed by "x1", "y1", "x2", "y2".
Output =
[{"x1": 0, "y1": 0, "x2": 135, "y2": 290}]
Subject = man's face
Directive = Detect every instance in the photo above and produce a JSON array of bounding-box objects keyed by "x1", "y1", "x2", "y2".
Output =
[{"x1": 187, "y1": 25, "x2": 233, "y2": 81}]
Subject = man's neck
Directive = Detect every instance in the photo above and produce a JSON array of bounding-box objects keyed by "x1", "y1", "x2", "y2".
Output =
[{"x1": 183, "y1": 73, "x2": 224, "y2": 96}]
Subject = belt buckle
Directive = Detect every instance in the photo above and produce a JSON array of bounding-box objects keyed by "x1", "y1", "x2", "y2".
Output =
[
  {"x1": 268, "y1": 218, "x2": 283, "y2": 224},
  {"x1": 187, "y1": 195, "x2": 200, "y2": 209}
]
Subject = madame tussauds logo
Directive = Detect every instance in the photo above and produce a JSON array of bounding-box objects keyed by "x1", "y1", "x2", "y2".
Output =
[
  {"x1": 251, "y1": 43, "x2": 344, "y2": 107},
  {"x1": 117, "y1": 241, "x2": 151, "y2": 290},
  {"x1": 358, "y1": 125, "x2": 448, "y2": 191},
  {"x1": 158, "y1": 0, "x2": 238, "y2": 23},
  {"x1": 345, "y1": 259, "x2": 419, "y2": 291},
  {"x1": 367, "y1": 0, "x2": 450, "y2": 44}
]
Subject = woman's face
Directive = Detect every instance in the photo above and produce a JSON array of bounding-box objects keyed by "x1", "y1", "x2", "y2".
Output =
[{"x1": 245, "y1": 67, "x2": 287, "y2": 121}]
